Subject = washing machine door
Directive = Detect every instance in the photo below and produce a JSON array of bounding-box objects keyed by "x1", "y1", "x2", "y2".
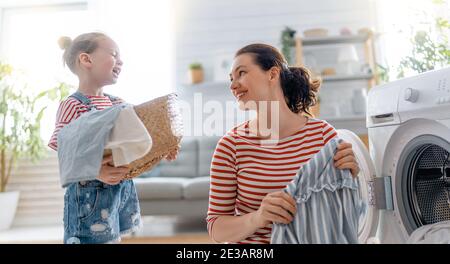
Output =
[{"x1": 337, "y1": 129, "x2": 379, "y2": 243}]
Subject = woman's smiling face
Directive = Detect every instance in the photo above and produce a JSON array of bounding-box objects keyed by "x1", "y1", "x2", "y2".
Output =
[{"x1": 229, "y1": 53, "x2": 274, "y2": 110}]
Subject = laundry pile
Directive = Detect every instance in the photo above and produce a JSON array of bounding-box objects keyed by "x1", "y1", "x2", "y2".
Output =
[{"x1": 407, "y1": 220, "x2": 450, "y2": 244}]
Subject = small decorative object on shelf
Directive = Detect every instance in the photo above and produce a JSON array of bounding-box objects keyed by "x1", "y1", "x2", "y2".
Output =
[
  {"x1": 340, "y1": 27, "x2": 352, "y2": 36},
  {"x1": 188, "y1": 62, "x2": 204, "y2": 84},
  {"x1": 280, "y1": 26, "x2": 297, "y2": 65},
  {"x1": 321, "y1": 67, "x2": 336, "y2": 76},
  {"x1": 337, "y1": 45, "x2": 359, "y2": 75},
  {"x1": 357, "y1": 27, "x2": 373, "y2": 36},
  {"x1": 303, "y1": 28, "x2": 328, "y2": 38}
]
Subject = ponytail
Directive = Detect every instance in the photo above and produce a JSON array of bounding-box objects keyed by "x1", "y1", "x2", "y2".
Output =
[{"x1": 280, "y1": 65, "x2": 320, "y2": 114}]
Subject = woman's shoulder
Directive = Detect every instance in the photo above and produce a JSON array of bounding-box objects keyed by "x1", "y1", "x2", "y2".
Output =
[
  {"x1": 307, "y1": 117, "x2": 337, "y2": 142},
  {"x1": 215, "y1": 121, "x2": 249, "y2": 146},
  {"x1": 224, "y1": 121, "x2": 248, "y2": 137},
  {"x1": 307, "y1": 117, "x2": 335, "y2": 130}
]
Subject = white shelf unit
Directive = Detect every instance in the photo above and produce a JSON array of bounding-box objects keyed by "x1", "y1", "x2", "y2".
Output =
[{"x1": 295, "y1": 32, "x2": 378, "y2": 148}]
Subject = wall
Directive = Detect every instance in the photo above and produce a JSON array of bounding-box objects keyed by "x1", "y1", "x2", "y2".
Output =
[
  {"x1": 174, "y1": 0, "x2": 378, "y2": 135},
  {"x1": 175, "y1": 0, "x2": 377, "y2": 84}
]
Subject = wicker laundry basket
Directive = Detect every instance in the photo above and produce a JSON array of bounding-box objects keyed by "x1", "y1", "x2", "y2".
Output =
[{"x1": 105, "y1": 93, "x2": 183, "y2": 178}]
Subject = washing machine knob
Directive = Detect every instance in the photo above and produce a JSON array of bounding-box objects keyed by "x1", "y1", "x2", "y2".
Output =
[{"x1": 404, "y1": 87, "x2": 419, "y2": 102}]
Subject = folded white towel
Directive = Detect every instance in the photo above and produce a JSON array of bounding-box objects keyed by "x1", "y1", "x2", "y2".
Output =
[
  {"x1": 407, "y1": 220, "x2": 450, "y2": 244},
  {"x1": 105, "y1": 105, "x2": 152, "y2": 166}
]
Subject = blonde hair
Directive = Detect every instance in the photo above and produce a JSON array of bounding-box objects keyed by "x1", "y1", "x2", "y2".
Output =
[{"x1": 57, "y1": 32, "x2": 110, "y2": 74}]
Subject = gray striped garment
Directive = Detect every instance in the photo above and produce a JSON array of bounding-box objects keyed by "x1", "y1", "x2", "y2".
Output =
[{"x1": 271, "y1": 138, "x2": 363, "y2": 244}]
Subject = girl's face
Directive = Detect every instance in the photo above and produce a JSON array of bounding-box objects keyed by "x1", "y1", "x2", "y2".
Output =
[
  {"x1": 89, "y1": 38, "x2": 123, "y2": 86},
  {"x1": 229, "y1": 53, "x2": 278, "y2": 110}
]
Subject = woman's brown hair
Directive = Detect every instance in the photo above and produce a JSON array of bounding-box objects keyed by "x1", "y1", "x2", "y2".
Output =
[{"x1": 235, "y1": 43, "x2": 320, "y2": 114}]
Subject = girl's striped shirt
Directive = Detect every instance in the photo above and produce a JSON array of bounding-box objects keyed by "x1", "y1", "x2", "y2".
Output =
[{"x1": 48, "y1": 94, "x2": 124, "y2": 150}]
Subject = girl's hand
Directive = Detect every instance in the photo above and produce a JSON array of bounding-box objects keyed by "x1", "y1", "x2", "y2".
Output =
[
  {"x1": 251, "y1": 191, "x2": 297, "y2": 228},
  {"x1": 97, "y1": 155, "x2": 129, "y2": 185},
  {"x1": 165, "y1": 146, "x2": 180, "y2": 161},
  {"x1": 334, "y1": 141, "x2": 360, "y2": 178}
]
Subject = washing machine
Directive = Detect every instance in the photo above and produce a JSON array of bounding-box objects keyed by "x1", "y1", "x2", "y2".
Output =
[{"x1": 337, "y1": 67, "x2": 450, "y2": 243}]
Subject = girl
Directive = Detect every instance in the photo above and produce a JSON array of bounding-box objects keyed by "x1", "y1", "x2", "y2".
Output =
[
  {"x1": 49, "y1": 32, "x2": 177, "y2": 244},
  {"x1": 206, "y1": 43, "x2": 360, "y2": 244}
]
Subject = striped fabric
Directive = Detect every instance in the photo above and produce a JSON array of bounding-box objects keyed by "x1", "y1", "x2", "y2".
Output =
[
  {"x1": 48, "y1": 94, "x2": 124, "y2": 150},
  {"x1": 206, "y1": 118, "x2": 337, "y2": 244},
  {"x1": 271, "y1": 138, "x2": 362, "y2": 244}
]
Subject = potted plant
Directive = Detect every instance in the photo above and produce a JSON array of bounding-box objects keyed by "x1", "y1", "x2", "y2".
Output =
[
  {"x1": 189, "y1": 62, "x2": 204, "y2": 84},
  {"x1": 280, "y1": 26, "x2": 297, "y2": 65},
  {"x1": 0, "y1": 61, "x2": 70, "y2": 230}
]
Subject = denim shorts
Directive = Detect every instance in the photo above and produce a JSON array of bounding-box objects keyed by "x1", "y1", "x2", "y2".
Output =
[{"x1": 63, "y1": 179, "x2": 142, "y2": 244}]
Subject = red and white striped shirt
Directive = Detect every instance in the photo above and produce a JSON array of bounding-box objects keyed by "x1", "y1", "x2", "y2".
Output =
[
  {"x1": 206, "y1": 118, "x2": 337, "y2": 244},
  {"x1": 48, "y1": 94, "x2": 124, "y2": 151}
]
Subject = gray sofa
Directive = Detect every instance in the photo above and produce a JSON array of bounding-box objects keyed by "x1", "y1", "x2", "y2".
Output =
[{"x1": 133, "y1": 136, "x2": 220, "y2": 218}]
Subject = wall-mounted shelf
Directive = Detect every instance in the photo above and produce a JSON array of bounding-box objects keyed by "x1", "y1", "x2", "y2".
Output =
[
  {"x1": 180, "y1": 81, "x2": 229, "y2": 90},
  {"x1": 322, "y1": 74, "x2": 374, "y2": 82},
  {"x1": 301, "y1": 33, "x2": 371, "y2": 46},
  {"x1": 295, "y1": 31, "x2": 378, "y2": 148}
]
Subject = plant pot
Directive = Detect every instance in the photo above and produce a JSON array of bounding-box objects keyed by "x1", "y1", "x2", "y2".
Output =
[
  {"x1": 189, "y1": 69, "x2": 204, "y2": 84},
  {"x1": 0, "y1": 191, "x2": 20, "y2": 231}
]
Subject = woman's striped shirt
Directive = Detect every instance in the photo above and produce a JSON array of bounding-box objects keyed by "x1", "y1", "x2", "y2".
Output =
[{"x1": 206, "y1": 118, "x2": 337, "y2": 244}]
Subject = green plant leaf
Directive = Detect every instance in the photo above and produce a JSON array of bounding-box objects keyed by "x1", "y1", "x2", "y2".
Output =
[{"x1": 0, "y1": 60, "x2": 71, "y2": 191}]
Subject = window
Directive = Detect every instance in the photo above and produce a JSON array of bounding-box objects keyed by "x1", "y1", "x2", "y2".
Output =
[
  {"x1": 375, "y1": 0, "x2": 450, "y2": 79},
  {"x1": 0, "y1": 1, "x2": 175, "y2": 142}
]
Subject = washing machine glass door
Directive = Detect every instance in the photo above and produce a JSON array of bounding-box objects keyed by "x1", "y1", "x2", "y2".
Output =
[
  {"x1": 396, "y1": 135, "x2": 450, "y2": 234},
  {"x1": 337, "y1": 129, "x2": 379, "y2": 243}
]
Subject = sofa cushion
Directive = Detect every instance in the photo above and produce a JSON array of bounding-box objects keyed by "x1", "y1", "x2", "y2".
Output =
[
  {"x1": 198, "y1": 136, "x2": 221, "y2": 177},
  {"x1": 158, "y1": 137, "x2": 198, "y2": 178},
  {"x1": 139, "y1": 163, "x2": 161, "y2": 178},
  {"x1": 183, "y1": 176, "x2": 210, "y2": 200},
  {"x1": 134, "y1": 177, "x2": 187, "y2": 199}
]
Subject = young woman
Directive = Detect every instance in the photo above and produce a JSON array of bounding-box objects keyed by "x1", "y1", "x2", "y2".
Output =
[{"x1": 206, "y1": 43, "x2": 359, "y2": 244}]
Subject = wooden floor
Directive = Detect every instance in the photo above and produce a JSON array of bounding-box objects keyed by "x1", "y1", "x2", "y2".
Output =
[
  {"x1": 124, "y1": 216, "x2": 212, "y2": 243},
  {"x1": 122, "y1": 233, "x2": 212, "y2": 244},
  {"x1": 0, "y1": 216, "x2": 213, "y2": 244}
]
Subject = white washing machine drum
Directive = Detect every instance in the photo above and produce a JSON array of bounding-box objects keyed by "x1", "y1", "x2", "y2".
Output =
[{"x1": 337, "y1": 129, "x2": 450, "y2": 243}]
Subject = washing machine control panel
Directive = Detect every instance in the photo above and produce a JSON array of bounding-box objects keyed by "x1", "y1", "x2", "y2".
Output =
[
  {"x1": 397, "y1": 67, "x2": 450, "y2": 121},
  {"x1": 435, "y1": 77, "x2": 450, "y2": 104}
]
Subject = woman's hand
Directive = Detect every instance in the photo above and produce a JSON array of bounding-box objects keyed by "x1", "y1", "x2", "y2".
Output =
[
  {"x1": 165, "y1": 146, "x2": 180, "y2": 161},
  {"x1": 334, "y1": 141, "x2": 359, "y2": 178},
  {"x1": 251, "y1": 191, "x2": 297, "y2": 229},
  {"x1": 97, "y1": 155, "x2": 129, "y2": 185}
]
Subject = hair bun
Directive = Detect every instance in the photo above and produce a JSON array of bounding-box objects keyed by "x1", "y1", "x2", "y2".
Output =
[{"x1": 57, "y1": 36, "x2": 72, "y2": 50}]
